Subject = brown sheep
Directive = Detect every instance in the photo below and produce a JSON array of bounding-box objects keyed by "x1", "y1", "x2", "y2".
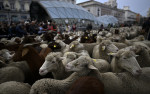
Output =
[
  {"x1": 13, "y1": 45, "x2": 52, "y2": 84},
  {"x1": 66, "y1": 76, "x2": 105, "y2": 94}
]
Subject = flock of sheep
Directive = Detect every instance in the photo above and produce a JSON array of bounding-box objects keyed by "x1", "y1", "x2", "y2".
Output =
[{"x1": 0, "y1": 25, "x2": 150, "y2": 94}]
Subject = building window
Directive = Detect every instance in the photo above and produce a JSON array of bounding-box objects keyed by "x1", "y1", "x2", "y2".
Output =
[
  {"x1": 21, "y1": 4, "x2": 24, "y2": 11},
  {"x1": 97, "y1": 8, "x2": 100, "y2": 16},
  {"x1": 10, "y1": 3, "x2": 15, "y2": 10},
  {"x1": 88, "y1": 8, "x2": 90, "y2": 12},
  {"x1": 0, "y1": 2, "x2": 4, "y2": 10}
]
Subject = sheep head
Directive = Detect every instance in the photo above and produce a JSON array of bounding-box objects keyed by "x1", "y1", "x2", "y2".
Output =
[
  {"x1": 111, "y1": 50, "x2": 142, "y2": 76},
  {"x1": 66, "y1": 56, "x2": 98, "y2": 73},
  {"x1": 100, "y1": 40, "x2": 118, "y2": 54},
  {"x1": 0, "y1": 49, "x2": 15, "y2": 62},
  {"x1": 39, "y1": 52, "x2": 63, "y2": 76},
  {"x1": 68, "y1": 41, "x2": 84, "y2": 52}
]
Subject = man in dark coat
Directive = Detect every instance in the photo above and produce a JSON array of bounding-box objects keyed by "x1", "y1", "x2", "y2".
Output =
[{"x1": 142, "y1": 17, "x2": 150, "y2": 40}]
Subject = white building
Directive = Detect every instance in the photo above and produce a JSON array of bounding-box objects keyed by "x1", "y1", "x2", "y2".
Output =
[
  {"x1": 104, "y1": 0, "x2": 117, "y2": 8},
  {"x1": 123, "y1": 6, "x2": 139, "y2": 23},
  {"x1": 0, "y1": 0, "x2": 31, "y2": 22},
  {"x1": 77, "y1": 0, "x2": 125, "y2": 23}
]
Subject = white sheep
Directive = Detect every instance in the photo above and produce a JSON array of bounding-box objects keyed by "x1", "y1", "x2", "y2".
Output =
[
  {"x1": 63, "y1": 52, "x2": 110, "y2": 72},
  {"x1": 92, "y1": 40, "x2": 119, "y2": 62},
  {"x1": 55, "y1": 40, "x2": 69, "y2": 53},
  {"x1": 0, "y1": 60, "x2": 33, "y2": 84},
  {"x1": 112, "y1": 42, "x2": 127, "y2": 49},
  {"x1": 131, "y1": 44, "x2": 150, "y2": 67},
  {"x1": 30, "y1": 56, "x2": 102, "y2": 94},
  {"x1": 68, "y1": 41, "x2": 90, "y2": 56},
  {"x1": 0, "y1": 49, "x2": 14, "y2": 62},
  {"x1": 92, "y1": 58, "x2": 110, "y2": 72},
  {"x1": 68, "y1": 41, "x2": 85, "y2": 52},
  {"x1": 82, "y1": 43, "x2": 98, "y2": 56},
  {"x1": 0, "y1": 81, "x2": 31, "y2": 94},
  {"x1": 110, "y1": 50, "x2": 142, "y2": 76},
  {"x1": 0, "y1": 66, "x2": 24, "y2": 84},
  {"x1": 66, "y1": 56, "x2": 150, "y2": 94},
  {"x1": 30, "y1": 72, "x2": 80, "y2": 94},
  {"x1": 62, "y1": 52, "x2": 78, "y2": 66},
  {"x1": 39, "y1": 52, "x2": 72, "y2": 80}
]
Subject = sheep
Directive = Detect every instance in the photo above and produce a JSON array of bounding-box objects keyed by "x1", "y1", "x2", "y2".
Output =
[
  {"x1": 39, "y1": 52, "x2": 73, "y2": 80},
  {"x1": 63, "y1": 51, "x2": 110, "y2": 72},
  {"x1": 66, "y1": 76, "x2": 104, "y2": 94},
  {"x1": 0, "y1": 81, "x2": 31, "y2": 94},
  {"x1": 68, "y1": 41, "x2": 85, "y2": 52},
  {"x1": 0, "y1": 60, "x2": 5, "y2": 68},
  {"x1": 112, "y1": 42, "x2": 127, "y2": 49},
  {"x1": 92, "y1": 58, "x2": 110, "y2": 72},
  {"x1": 48, "y1": 41, "x2": 62, "y2": 52},
  {"x1": 21, "y1": 35, "x2": 36, "y2": 44},
  {"x1": 30, "y1": 56, "x2": 102, "y2": 94},
  {"x1": 0, "y1": 38, "x2": 17, "y2": 46},
  {"x1": 110, "y1": 50, "x2": 142, "y2": 76},
  {"x1": 62, "y1": 52, "x2": 78, "y2": 66},
  {"x1": 12, "y1": 45, "x2": 47, "y2": 84},
  {"x1": 82, "y1": 43, "x2": 98, "y2": 57},
  {"x1": 131, "y1": 44, "x2": 150, "y2": 67},
  {"x1": 0, "y1": 49, "x2": 14, "y2": 62},
  {"x1": 55, "y1": 40, "x2": 69, "y2": 53},
  {"x1": 92, "y1": 40, "x2": 119, "y2": 62},
  {"x1": 30, "y1": 72, "x2": 80, "y2": 94},
  {"x1": 96, "y1": 35, "x2": 105, "y2": 44},
  {"x1": 68, "y1": 41, "x2": 90, "y2": 56},
  {"x1": 66, "y1": 56, "x2": 150, "y2": 94},
  {"x1": 141, "y1": 41, "x2": 150, "y2": 48},
  {"x1": 1, "y1": 61, "x2": 34, "y2": 84},
  {"x1": 0, "y1": 66, "x2": 24, "y2": 84}
]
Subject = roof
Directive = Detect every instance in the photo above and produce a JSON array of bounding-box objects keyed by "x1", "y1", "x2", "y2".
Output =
[
  {"x1": 35, "y1": 0, "x2": 96, "y2": 21},
  {"x1": 97, "y1": 15, "x2": 118, "y2": 26}
]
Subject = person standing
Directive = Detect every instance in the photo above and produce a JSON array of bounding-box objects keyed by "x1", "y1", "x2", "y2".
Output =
[
  {"x1": 72, "y1": 24, "x2": 76, "y2": 32},
  {"x1": 142, "y1": 17, "x2": 150, "y2": 40}
]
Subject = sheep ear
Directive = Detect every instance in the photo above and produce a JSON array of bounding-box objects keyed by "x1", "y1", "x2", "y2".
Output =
[
  {"x1": 88, "y1": 65, "x2": 98, "y2": 70},
  {"x1": 22, "y1": 48, "x2": 29, "y2": 57}
]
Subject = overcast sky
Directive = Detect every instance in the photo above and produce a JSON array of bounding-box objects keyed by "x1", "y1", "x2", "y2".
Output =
[{"x1": 76, "y1": 0, "x2": 150, "y2": 17}]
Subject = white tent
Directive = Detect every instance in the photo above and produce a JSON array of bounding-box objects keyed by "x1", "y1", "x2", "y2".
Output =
[{"x1": 97, "y1": 15, "x2": 118, "y2": 27}]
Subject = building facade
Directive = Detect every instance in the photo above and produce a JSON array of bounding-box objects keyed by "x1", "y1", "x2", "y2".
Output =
[
  {"x1": 77, "y1": 0, "x2": 125, "y2": 23},
  {"x1": 0, "y1": 0, "x2": 77, "y2": 22},
  {"x1": 0, "y1": 0, "x2": 31, "y2": 22},
  {"x1": 123, "y1": 6, "x2": 140, "y2": 24}
]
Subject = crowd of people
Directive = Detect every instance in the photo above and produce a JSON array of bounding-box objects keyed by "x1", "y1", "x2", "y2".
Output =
[
  {"x1": 0, "y1": 17, "x2": 150, "y2": 40},
  {"x1": 0, "y1": 21, "x2": 77, "y2": 38}
]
